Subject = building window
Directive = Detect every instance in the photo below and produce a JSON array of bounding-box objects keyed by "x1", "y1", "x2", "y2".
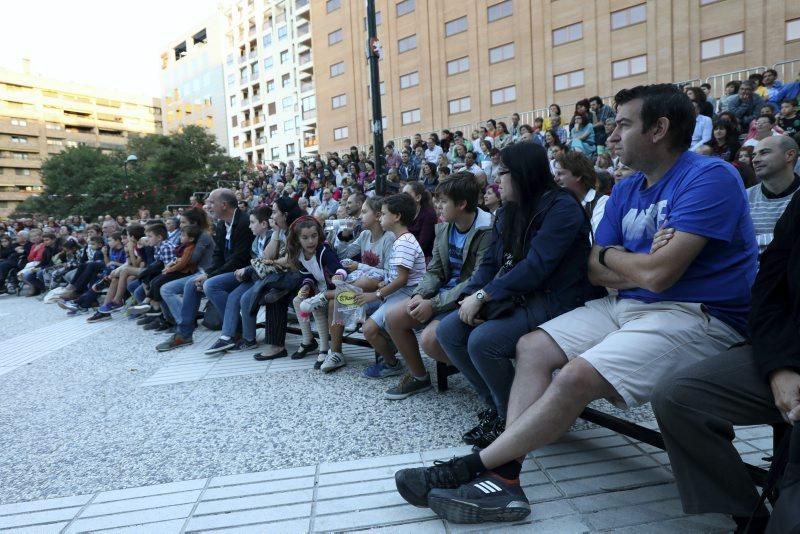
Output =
[
  {"x1": 332, "y1": 94, "x2": 347, "y2": 109},
  {"x1": 488, "y1": 0, "x2": 513, "y2": 22},
  {"x1": 448, "y1": 96, "x2": 471, "y2": 115},
  {"x1": 334, "y1": 126, "x2": 349, "y2": 140},
  {"x1": 445, "y1": 16, "x2": 468, "y2": 37},
  {"x1": 489, "y1": 42, "x2": 514, "y2": 64},
  {"x1": 330, "y1": 61, "x2": 345, "y2": 77},
  {"x1": 264, "y1": 57, "x2": 274, "y2": 71},
  {"x1": 281, "y1": 73, "x2": 291, "y2": 88},
  {"x1": 787, "y1": 19, "x2": 800, "y2": 41},
  {"x1": 328, "y1": 29, "x2": 343, "y2": 45},
  {"x1": 271, "y1": 147, "x2": 279, "y2": 159},
  {"x1": 399, "y1": 71, "x2": 419, "y2": 89},
  {"x1": 701, "y1": 32, "x2": 744, "y2": 60},
  {"x1": 398, "y1": 34, "x2": 417, "y2": 53},
  {"x1": 363, "y1": 12, "x2": 382, "y2": 29},
  {"x1": 367, "y1": 82, "x2": 386, "y2": 98},
  {"x1": 46, "y1": 138, "x2": 63, "y2": 146},
  {"x1": 699, "y1": 0, "x2": 722, "y2": 4},
  {"x1": 45, "y1": 123, "x2": 62, "y2": 130},
  {"x1": 286, "y1": 143, "x2": 295, "y2": 155},
  {"x1": 553, "y1": 22, "x2": 583, "y2": 46},
  {"x1": 401, "y1": 108, "x2": 421, "y2": 125},
  {"x1": 11, "y1": 136, "x2": 27, "y2": 143},
  {"x1": 10, "y1": 118, "x2": 27, "y2": 126},
  {"x1": 280, "y1": 50, "x2": 289, "y2": 64},
  {"x1": 263, "y1": 33, "x2": 272, "y2": 47},
  {"x1": 446, "y1": 56, "x2": 470, "y2": 76},
  {"x1": 326, "y1": 0, "x2": 340, "y2": 13},
  {"x1": 283, "y1": 119, "x2": 294, "y2": 132},
  {"x1": 396, "y1": 0, "x2": 415, "y2": 17},
  {"x1": 278, "y1": 25, "x2": 288, "y2": 41},
  {"x1": 267, "y1": 80, "x2": 276, "y2": 93},
  {"x1": 554, "y1": 69, "x2": 585, "y2": 91},
  {"x1": 490, "y1": 85, "x2": 516, "y2": 105},
  {"x1": 15, "y1": 168, "x2": 31, "y2": 176},
  {"x1": 612, "y1": 55, "x2": 647, "y2": 79},
  {"x1": 282, "y1": 96, "x2": 294, "y2": 110},
  {"x1": 611, "y1": 4, "x2": 646, "y2": 30}
]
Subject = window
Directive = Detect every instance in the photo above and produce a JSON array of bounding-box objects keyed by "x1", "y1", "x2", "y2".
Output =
[
  {"x1": 553, "y1": 22, "x2": 583, "y2": 45},
  {"x1": 326, "y1": 0, "x2": 340, "y2": 13},
  {"x1": 10, "y1": 118, "x2": 27, "y2": 126},
  {"x1": 332, "y1": 94, "x2": 347, "y2": 109},
  {"x1": 267, "y1": 79, "x2": 275, "y2": 93},
  {"x1": 271, "y1": 147, "x2": 279, "y2": 159},
  {"x1": 302, "y1": 95, "x2": 316, "y2": 111},
  {"x1": 700, "y1": 0, "x2": 722, "y2": 4},
  {"x1": 401, "y1": 108, "x2": 421, "y2": 125},
  {"x1": 611, "y1": 4, "x2": 646, "y2": 30},
  {"x1": 490, "y1": 85, "x2": 516, "y2": 105},
  {"x1": 398, "y1": 34, "x2": 417, "y2": 53},
  {"x1": 286, "y1": 143, "x2": 295, "y2": 155},
  {"x1": 488, "y1": 0, "x2": 513, "y2": 22},
  {"x1": 268, "y1": 102, "x2": 277, "y2": 115},
  {"x1": 701, "y1": 32, "x2": 744, "y2": 60},
  {"x1": 264, "y1": 57, "x2": 274, "y2": 71},
  {"x1": 330, "y1": 61, "x2": 345, "y2": 77},
  {"x1": 367, "y1": 82, "x2": 386, "y2": 97},
  {"x1": 489, "y1": 42, "x2": 514, "y2": 64},
  {"x1": 227, "y1": 73, "x2": 235, "y2": 86},
  {"x1": 263, "y1": 33, "x2": 272, "y2": 47},
  {"x1": 612, "y1": 55, "x2": 647, "y2": 79},
  {"x1": 15, "y1": 168, "x2": 30, "y2": 176},
  {"x1": 554, "y1": 69, "x2": 585, "y2": 91},
  {"x1": 399, "y1": 71, "x2": 419, "y2": 89},
  {"x1": 363, "y1": 12, "x2": 382, "y2": 29},
  {"x1": 46, "y1": 123, "x2": 62, "y2": 130},
  {"x1": 284, "y1": 119, "x2": 294, "y2": 132},
  {"x1": 448, "y1": 96, "x2": 471, "y2": 115},
  {"x1": 281, "y1": 73, "x2": 291, "y2": 88},
  {"x1": 230, "y1": 95, "x2": 237, "y2": 107},
  {"x1": 46, "y1": 138, "x2": 63, "y2": 146},
  {"x1": 445, "y1": 16, "x2": 467, "y2": 37},
  {"x1": 12, "y1": 152, "x2": 30, "y2": 160},
  {"x1": 328, "y1": 29, "x2": 343, "y2": 45},
  {"x1": 396, "y1": 0, "x2": 415, "y2": 17},
  {"x1": 277, "y1": 25, "x2": 288, "y2": 41},
  {"x1": 447, "y1": 56, "x2": 470, "y2": 75},
  {"x1": 11, "y1": 136, "x2": 27, "y2": 144},
  {"x1": 280, "y1": 50, "x2": 289, "y2": 64},
  {"x1": 282, "y1": 96, "x2": 294, "y2": 110},
  {"x1": 787, "y1": 19, "x2": 800, "y2": 41},
  {"x1": 334, "y1": 126, "x2": 349, "y2": 140}
]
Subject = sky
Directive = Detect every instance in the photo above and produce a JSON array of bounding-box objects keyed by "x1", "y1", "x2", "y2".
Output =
[{"x1": 0, "y1": 0, "x2": 222, "y2": 98}]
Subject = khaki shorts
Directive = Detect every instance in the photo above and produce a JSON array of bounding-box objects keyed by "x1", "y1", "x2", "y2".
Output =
[{"x1": 539, "y1": 296, "x2": 744, "y2": 409}]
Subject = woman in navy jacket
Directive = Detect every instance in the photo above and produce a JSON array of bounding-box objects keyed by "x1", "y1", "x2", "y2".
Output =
[{"x1": 436, "y1": 142, "x2": 592, "y2": 446}]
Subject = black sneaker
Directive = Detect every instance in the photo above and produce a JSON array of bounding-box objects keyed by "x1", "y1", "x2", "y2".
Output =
[
  {"x1": 395, "y1": 457, "x2": 473, "y2": 507},
  {"x1": 231, "y1": 338, "x2": 258, "y2": 351},
  {"x1": 86, "y1": 311, "x2": 111, "y2": 323},
  {"x1": 463, "y1": 408, "x2": 498, "y2": 445},
  {"x1": 205, "y1": 337, "x2": 236, "y2": 355},
  {"x1": 154, "y1": 319, "x2": 174, "y2": 332},
  {"x1": 290, "y1": 339, "x2": 319, "y2": 359},
  {"x1": 143, "y1": 317, "x2": 166, "y2": 331},
  {"x1": 428, "y1": 474, "x2": 530, "y2": 524},
  {"x1": 137, "y1": 315, "x2": 157, "y2": 326},
  {"x1": 471, "y1": 417, "x2": 506, "y2": 450}
]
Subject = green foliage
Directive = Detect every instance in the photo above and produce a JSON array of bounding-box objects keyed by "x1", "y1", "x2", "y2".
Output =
[{"x1": 14, "y1": 126, "x2": 243, "y2": 219}]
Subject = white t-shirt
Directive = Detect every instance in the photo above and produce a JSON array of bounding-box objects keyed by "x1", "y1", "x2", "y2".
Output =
[
  {"x1": 387, "y1": 233, "x2": 426, "y2": 287},
  {"x1": 299, "y1": 253, "x2": 326, "y2": 292}
]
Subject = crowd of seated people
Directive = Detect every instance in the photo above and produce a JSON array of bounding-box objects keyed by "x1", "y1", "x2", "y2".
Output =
[{"x1": 1, "y1": 79, "x2": 799, "y2": 530}]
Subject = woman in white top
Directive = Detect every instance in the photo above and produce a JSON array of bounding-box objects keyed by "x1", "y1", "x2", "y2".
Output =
[{"x1": 552, "y1": 151, "x2": 609, "y2": 240}]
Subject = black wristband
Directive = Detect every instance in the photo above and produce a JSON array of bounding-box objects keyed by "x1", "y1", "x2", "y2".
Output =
[{"x1": 599, "y1": 246, "x2": 612, "y2": 268}]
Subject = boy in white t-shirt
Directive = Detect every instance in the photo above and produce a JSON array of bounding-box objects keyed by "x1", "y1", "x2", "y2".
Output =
[{"x1": 358, "y1": 193, "x2": 428, "y2": 386}]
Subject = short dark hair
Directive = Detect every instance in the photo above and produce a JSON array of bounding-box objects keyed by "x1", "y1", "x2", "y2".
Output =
[
  {"x1": 764, "y1": 68, "x2": 778, "y2": 77},
  {"x1": 145, "y1": 223, "x2": 168, "y2": 239},
  {"x1": 438, "y1": 166, "x2": 451, "y2": 177},
  {"x1": 782, "y1": 99, "x2": 797, "y2": 107},
  {"x1": 614, "y1": 84, "x2": 695, "y2": 152},
  {"x1": 436, "y1": 171, "x2": 481, "y2": 212},
  {"x1": 589, "y1": 96, "x2": 603, "y2": 106},
  {"x1": 758, "y1": 114, "x2": 777, "y2": 125},
  {"x1": 110, "y1": 231, "x2": 123, "y2": 242},
  {"x1": 42, "y1": 232, "x2": 56, "y2": 241},
  {"x1": 383, "y1": 193, "x2": 417, "y2": 227},
  {"x1": 700, "y1": 83, "x2": 711, "y2": 90},
  {"x1": 89, "y1": 236, "x2": 104, "y2": 246},
  {"x1": 181, "y1": 224, "x2": 201, "y2": 242},
  {"x1": 251, "y1": 205, "x2": 272, "y2": 223}
]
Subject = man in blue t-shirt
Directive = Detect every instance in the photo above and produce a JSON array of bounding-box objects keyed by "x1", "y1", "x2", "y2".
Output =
[{"x1": 393, "y1": 84, "x2": 760, "y2": 525}]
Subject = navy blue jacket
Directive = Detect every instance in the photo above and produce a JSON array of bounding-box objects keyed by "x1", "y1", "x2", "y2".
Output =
[
  {"x1": 464, "y1": 188, "x2": 592, "y2": 319},
  {"x1": 298, "y1": 242, "x2": 346, "y2": 291}
]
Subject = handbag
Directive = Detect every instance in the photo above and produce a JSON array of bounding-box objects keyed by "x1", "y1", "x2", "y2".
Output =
[{"x1": 248, "y1": 271, "x2": 303, "y2": 315}]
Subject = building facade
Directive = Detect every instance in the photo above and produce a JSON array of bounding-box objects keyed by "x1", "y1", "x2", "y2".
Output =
[
  {"x1": 222, "y1": 0, "x2": 318, "y2": 168},
  {"x1": 312, "y1": 0, "x2": 800, "y2": 153},
  {"x1": 0, "y1": 64, "x2": 162, "y2": 216},
  {"x1": 160, "y1": 11, "x2": 231, "y2": 149}
]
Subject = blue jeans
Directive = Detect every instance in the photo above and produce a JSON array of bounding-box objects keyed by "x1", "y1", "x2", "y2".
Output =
[
  {"x1": 161, "y1": 273, "x2": 203, "y2": 339},
  {"x1": 436, "y1": 302, "x2": 548, "y2": 418},
  {"x1": 203, "y1": 273, "x2": 256, "y2": 339},
  {"x1": 238, "y1": 284, "x2": 260, "y2": 342}
]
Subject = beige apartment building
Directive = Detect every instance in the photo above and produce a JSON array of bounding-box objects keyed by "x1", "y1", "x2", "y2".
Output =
[
  {"x1": 312, "y1": 0, "x2": 800, "y2": 153},
  {"x1": 0, "y1": 64, "x2": 162, "y2": 216}
]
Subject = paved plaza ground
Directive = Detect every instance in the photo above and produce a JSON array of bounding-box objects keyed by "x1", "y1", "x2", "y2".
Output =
[{"x1": 0, "y1": 297, "x2": 773, "y2": 532}]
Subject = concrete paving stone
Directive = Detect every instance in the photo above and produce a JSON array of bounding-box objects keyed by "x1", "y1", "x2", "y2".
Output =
[
  {"x1": 315, "y1": 477, "x2": 399, "y2": 500},
  {"x1": 317, "y1": 462, "x2": 423, "y2": 487},
  {"x1": 208, "y1": 465, "x2": 316, "y2": 487},
  {"x1": 185, "y1": 502, "x2": 312, "y2": 531},
  {"x1": 531, "y1": 435, "x2": 631, "y2": 458},
  {"x1": 419, "y1": 446, "x2": 474, "y2": 463},
  {"x1": 0, "y1": 494, "x2": 91, "y2": 516},
  {"x1": 93, "y1": 478, "x2": 206, "y2": 503},
  {"x1": 314, "y1": 490, "x2": 411, "y2": 515},
  {"x1": 318, "y1": 452, "x2": 423, "y2": 474},
  {"x1": 560, "y1": 427, "x2": 618, "y2": 440},
  {"x1": 448, "y1": 513, "x2": 589, "y2": 534},
  {"x1": 570, "y1": 482, "x2": 680, "y2": 513},
  {"x1": 194, "y1": 488, "x2": 314, "y2": 515},
  {"x1": 734, "y1": 425, "x2": 777, "y2": 440},
  {"x1": 521, "y1": 483, "x2": 564, "y2": 503},
  {"x1": 739, "y1": 451, "x2": 772, "y2": 467},
  {"x1": 354, "y1": 518, "x2": 446, "y2": 533},
  {"x1": 556, "y1": 467, "x2": 674, "y2": 497},
  {"x1": 0, "y1": 506, "x2": 82, "y2": 530},
  {"x1": 746, "y1": 436, "x2": 775, "y2": 452},
  {"x1": 546, "y1": 452, "x2": 662, "y2": 482},
  {"x1": 581, "y1": 497, "x2": 686, "y2": 530},
  {"x1": 312, "y1": 503, "x2": 437, "y2": 532},
  {"x1": 1, "y1": 522, "x2": 70, "y2": 534},
  {"x1": 191, "y1": 518, "x2": 312, "y2": 533},
  {"x1": 90, "y1": 518, "x2": 186, "y2": 533},
  {"x1": 611, "y1": 515, "x2": 733, "y2": 534},
  {"x1": 80, "y1": 489, "x2": 203, "y2": 517},
  {"x1": 201, "y1": 477, "x2": 315, "y2": 501},
  {"x1": 64, "y1": 503, "x2": 195, "y2": 533},
  {"x1": 519, "y1": 469, "x2": 550, "y2": 487},
  {"x1": 536, "y1": 444, "x2": 645, "y2": 469}
]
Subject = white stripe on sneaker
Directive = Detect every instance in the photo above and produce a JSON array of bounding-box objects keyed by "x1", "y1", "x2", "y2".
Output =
[{"x1": 483, "y1": 480, "x2": 502, "y2": 492}]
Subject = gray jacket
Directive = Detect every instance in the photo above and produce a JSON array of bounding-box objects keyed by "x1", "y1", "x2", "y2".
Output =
[
  {"x1": 412, "y1": 208, "x2": 493, "y2": 314},
  {"x1": 728, "y1": 94, "x2": 764, "y2": 128}
]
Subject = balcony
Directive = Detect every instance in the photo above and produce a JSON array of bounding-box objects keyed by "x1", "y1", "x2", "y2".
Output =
[
  {"x1": 302, "y1": 108, "x2": 316, "y2": 122},
  {"x1": 240, "y1": 74, "x2": 249, "y2": 85},
  {"x1": 248, "y1": 26, "x2": 256, "y2": 37},
  {"x1": 248, "y1": 50, "x2": 257, "y2": 60},
  {"x1": 298, "y1": 52, "x2": 312, "y2": 66},
  {"x1": 239, "y1": 55, "x2": 248, "y2": 64},
  {"x1": 256, "y1": 136, "x2": 267, "y2": 145},
  {"x1": 253, "y1": 113, "x2": 266, "y2": 125},
  {"x1": 240, "y1": 98, "x2": 250, "y2": 107},
  {"x1": 300, "y1": 81, "x2": 314, "y2": 94},
  {"x1": 295, "y1": 0, "x2": 310, "y2": 18},
  {"x1": 252, "y1": 94, "x2": 262, "y2": 104},
  {"x1": 243, "y1": 140, "x2": 253, "y2": 148},
  {"x1": 241, "y1": 119, "x2": 251, "y2": 128}
]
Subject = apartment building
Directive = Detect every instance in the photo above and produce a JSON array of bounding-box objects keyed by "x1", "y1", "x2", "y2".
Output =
[
  {"x1": 0, "y1": 64, "x2": 162, "y2": 216},
  {"x1": 312, "y1": 0, "x2": 800, "y2": 153},
  {"x1": 160, "y1": 11, "x2": 231, "y2": 149},
  {"x1": 222, "y1": 0, "x2": 318, "y2": 167}
]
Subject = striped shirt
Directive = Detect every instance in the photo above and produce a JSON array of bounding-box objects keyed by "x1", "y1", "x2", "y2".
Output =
[
  {"x1": 746, "y1": 176, "x2": 800, "y2": 254},
  {"x1": 387, "y1": 232, "x2": 426, "y2": 286}
]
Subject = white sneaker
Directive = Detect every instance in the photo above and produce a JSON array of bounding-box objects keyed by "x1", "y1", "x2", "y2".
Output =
[
  {"x1": 320, "y1": 350, "x2": 346, "y2": 373},
  {"x1": 300, "y1": 292, "x2": 328, "y2": 314}
]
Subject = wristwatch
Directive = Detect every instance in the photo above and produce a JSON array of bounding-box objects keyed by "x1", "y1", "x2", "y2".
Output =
[
  {"x1": 475, "y1": 289, "x2": 486, "y2": 301},
  {"x1": 599, "y1": 246, "x2": 612, "y2": 268},
  {"x1": 376, "y1": 289, "x2": 384, "y2": 301}
]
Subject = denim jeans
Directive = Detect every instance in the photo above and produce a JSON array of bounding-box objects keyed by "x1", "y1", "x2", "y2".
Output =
[
  {"x1": 436, "y1": 302, "x2": 548, "y2": 418},
  {"x1": 161, "y1": 273, "x2": 203, "y2": 338},
  {"x1": 238, "y1": 284, "x2": 260, "y2": 342},
  {"x1": 203, "y1": 273, "x2": 255, "y2": 339}
]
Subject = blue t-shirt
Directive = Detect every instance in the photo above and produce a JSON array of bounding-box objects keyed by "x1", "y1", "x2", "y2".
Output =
[
  {"x1": 595, "y1": 151, "x2": 758, "y2": 334},
  {"x1": 442, "y1": 223, "x2": 471, "y2": 290}
]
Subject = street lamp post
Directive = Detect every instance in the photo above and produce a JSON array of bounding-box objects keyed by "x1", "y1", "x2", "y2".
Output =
[
  {"x1": 366, "y1": 0, "x2": 385, "y2": 195},
  {"x1": 123, "y1": 154, "x2": 138, "y2": 179}
]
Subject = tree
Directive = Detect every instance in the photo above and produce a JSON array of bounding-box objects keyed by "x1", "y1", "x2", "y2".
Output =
[{"x1": 15, "y1": 126, "x2": 244, "y2": 219}]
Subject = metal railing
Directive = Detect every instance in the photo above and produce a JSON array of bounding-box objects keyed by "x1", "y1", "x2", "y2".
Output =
[
  {"x1": 774, "y1": 58, "x2": 800, "y2": 84},
  {"x1": 704, "y1": 66, "x2": 767, "y2": 99}
]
